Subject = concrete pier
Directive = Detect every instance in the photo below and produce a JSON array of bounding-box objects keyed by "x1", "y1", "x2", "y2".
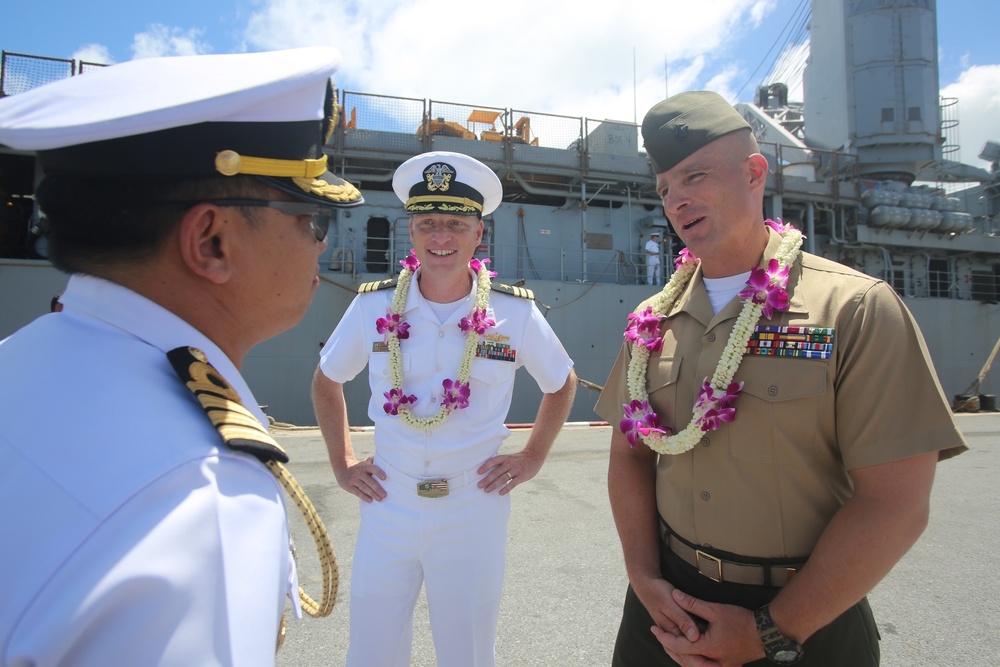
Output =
[{"x1": 274, "y1": 413, "x2": 999, "y2": 666}]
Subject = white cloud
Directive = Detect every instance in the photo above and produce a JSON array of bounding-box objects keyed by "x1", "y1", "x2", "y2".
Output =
[
  {"x1": 941, "y1": 64, "x2": 1000, "y2": 168},
  {"x1": 240, "y1": 0, "x2": 778, "y2": 124},
  {"x1": 72, "y1": 44, "x2": 115, "y2": 66},
  {"x1": 131, "y1": 24, "x2": 211, "y2": 59},
  {"x1": 232, "y1": 0, "x2": 999, "y2": 176}
]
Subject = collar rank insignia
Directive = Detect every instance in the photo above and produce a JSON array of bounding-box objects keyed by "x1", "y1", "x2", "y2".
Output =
[
  {"x1": 423, "y1": 162, "x2": 455, "y2": 192},
  {"x1": 167, "y1": 346, "x2": 288, "y2": 463}
]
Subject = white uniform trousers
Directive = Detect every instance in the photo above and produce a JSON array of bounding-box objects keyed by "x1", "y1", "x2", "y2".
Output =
[
  {"x1": 646, "y1": 260, "x2": 661, "y2": 285},
  {"x1": 347, "y1": 456, "x2": 512, "y2": 667}
]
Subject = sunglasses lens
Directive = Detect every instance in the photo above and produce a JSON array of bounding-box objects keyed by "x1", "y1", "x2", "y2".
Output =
[{"x1": 312, "y1": 217, "x2": 330, "y2": 241}]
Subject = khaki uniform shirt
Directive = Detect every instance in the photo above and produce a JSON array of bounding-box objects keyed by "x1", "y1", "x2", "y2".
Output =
[{"x1": 596, "y1": 229, "x2": 967, "y2": 559}]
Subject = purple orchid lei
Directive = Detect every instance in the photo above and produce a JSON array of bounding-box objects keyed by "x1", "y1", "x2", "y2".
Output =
[
  {"x1": 379, "y1": 250, "x2": 495, "y2": 423},
  {"x1": 376, "y1": 313, "x2": 410, "y2": 339},
  {"x1": 441, "y1": 378, "x2": 472, "y2": 411},
  {"x1": 620, "y1": 398, "x2": 670, "y2": 447},
  {"x1": 619, "y1": 219, "x2": 803, "y2": 454},
  {"x1": 382, "y1": 388, "x2": 415, "y2": 415}
]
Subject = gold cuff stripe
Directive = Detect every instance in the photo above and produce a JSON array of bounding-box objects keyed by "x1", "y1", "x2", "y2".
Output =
[
  {"x1": 215, "y1": 150, "x2": 328, "y2": 178},
  {"x1": 405, "y1": 195, "x2": 483, "y2": 212}
]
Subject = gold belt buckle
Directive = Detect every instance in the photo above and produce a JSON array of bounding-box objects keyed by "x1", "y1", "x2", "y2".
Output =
[
  {"x1": 695, "y1": 549, "x2": 724, "y2": 583},
  {"x1": 417, "y1": 478, "x2": 449, "y2": 498}
]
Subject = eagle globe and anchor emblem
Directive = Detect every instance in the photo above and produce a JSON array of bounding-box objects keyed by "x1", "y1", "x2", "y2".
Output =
[{"x1": 423, "y1": 162, "x2": 455, "y2": 192}]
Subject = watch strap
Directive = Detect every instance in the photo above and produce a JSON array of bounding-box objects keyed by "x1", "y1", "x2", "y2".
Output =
[{"x1": 754, "y1": 604, "x2": 804, "y2": 664}]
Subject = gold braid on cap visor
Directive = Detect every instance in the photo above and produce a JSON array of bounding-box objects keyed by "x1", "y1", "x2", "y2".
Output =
[
  {"x1": 292, "y1": 176, "x2": 362, "y2": 203},
  {"x1": 405, "y1": 195, "x2": 483, "y2": 214},
  {"x1": 215, "y1": 150, "x2": 363, "y2": 204},
  {"x1": 215, "y1": 149, "x2": 328, "y2": 178}
]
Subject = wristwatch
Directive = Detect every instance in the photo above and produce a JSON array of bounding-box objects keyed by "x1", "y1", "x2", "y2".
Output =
[{"x1": 753, "y1": 604, "x2": 804, "y2": 664}]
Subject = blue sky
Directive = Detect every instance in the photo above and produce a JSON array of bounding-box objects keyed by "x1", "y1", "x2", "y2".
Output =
[{"x1": 2, "y1": 0, "x2": 998, "y2": 167}]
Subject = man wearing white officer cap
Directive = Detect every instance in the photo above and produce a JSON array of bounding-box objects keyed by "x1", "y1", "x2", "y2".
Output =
[
  {"x1": 313, "y1": 150, "x2": 577, "y2": 666},
  {"x1": 0, "y1": 47, "x2": 361, "y2": 666}
]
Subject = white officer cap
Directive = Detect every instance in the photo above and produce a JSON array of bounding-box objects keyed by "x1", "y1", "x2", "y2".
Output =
[
  {"x1": 0, "y1": 47, "x2": 362, "y2": 208},
  {"x1": 392, "y1": 151, "x2": 501, "y2": 217}
]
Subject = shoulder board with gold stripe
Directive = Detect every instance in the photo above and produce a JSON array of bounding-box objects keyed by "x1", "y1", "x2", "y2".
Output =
[
  {"x1": 358, "y1": 277, "x2": 398, "y2": 294},
  {"x1": 167, "y1": 346, "x2": 289, "y2": 464},
  {"x1": 491, "y1": 282, "x2": 534, "y2": 300}
]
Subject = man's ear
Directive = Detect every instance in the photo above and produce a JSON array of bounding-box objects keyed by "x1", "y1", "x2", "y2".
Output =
[
  {"x1": 176, "y1": 204, "x2": 236, "y2": 284},
  {"x1": 747, "y1": 153, "x2": 769, "y2": 190}
]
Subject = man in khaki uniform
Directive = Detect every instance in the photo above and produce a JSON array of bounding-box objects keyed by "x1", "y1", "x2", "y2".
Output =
[{"x1": 595, "y1": 91, "x2": 967, "y2": 666}]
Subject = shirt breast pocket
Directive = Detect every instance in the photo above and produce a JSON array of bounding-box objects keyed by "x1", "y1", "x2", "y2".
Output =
[
  {"x1": 369, "y1": 350, "x2": 409, "y2": 379},
  {"x1": 647, "y1": 355, "x2": 682, "y2": 415},
  {"x1": 730, "y1": 359, "x2": 828, "y2": 464},
  {"x1": 468, "y1": 359, "x2": 517, "y2": 415}
]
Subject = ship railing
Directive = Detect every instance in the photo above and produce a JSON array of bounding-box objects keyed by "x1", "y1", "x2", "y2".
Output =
[
  {"x1": 334, "y1": 90, "x2": 864, "y2": 205},
  {"x1": 1, "y1": 51, "x2": 864, "y2": 206},
  {"x1": 322, "y1": 230, "x2": 678, "y2": 287},
  {"x1": 336, "y1": 90, "x2": 652, "y2": 182},
  {"x1": 0, "y1": 50, "x2": 105, "y2": 98}
]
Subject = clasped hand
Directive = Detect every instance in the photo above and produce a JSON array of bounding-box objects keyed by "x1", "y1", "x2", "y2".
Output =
[{"x1": 642, "y1": 583, "x2": 765, "y2": 667}]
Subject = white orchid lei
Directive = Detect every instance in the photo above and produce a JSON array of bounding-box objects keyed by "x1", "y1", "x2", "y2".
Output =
[
  {"x1": 621, "y1": 220, "x2": 804, "y2": 455},
  {"x1": 378, "y1": 250, "x2": 496, "y2": 431}
]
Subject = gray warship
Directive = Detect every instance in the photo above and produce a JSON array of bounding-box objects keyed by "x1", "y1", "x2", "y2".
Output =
[{"x1": 2, "y1": 0, "x2": 998, "y2": 426}]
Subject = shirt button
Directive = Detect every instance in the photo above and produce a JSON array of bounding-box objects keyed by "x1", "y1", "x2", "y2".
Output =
[
  {"x1": 768, "y1": 385, "x2": 778, "y2": 396},
  {"x1": 700, "y1": 436, "x2": 710, "y2": 447},
  {"x1": 431, "y1": 397, "x2": 438, "y2": 404},
  {"x1": 707, "y1": 332, "x2": 716, "y2": 342},
  {"x1": 438, "y1": 330, "x2": 445, "y2": 338},
  {"x1": 700, "y1": 491, "x2": 710, "y2": 501},
  {"x1": 436, "y1": 365, "x2": 443, "y2": 372}
]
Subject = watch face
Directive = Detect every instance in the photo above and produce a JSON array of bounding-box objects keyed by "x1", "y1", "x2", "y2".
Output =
[{"x1": 773, "y1": 648, "x2": 803, "y2": 664}]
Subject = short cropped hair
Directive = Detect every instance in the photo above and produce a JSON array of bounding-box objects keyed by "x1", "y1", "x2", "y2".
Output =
[{"x1": 35, "y1": 175, "x2": 266, "y2": 275}]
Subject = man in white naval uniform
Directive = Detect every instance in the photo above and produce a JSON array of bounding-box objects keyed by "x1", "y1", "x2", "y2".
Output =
[
  {"x1": 313, "y1": 151, "x2": 577, "y2": 667},
  {"x1": 645, "y1": 232, "x2": 662, "y2": 285},
  {"x1": 0, "y1": 48, "x2": 363, "y2": 665}
]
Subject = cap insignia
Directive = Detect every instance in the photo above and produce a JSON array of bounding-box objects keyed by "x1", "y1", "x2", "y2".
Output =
[
  {"x1": 674, "y1": 124, "x2": 689, "y2": 140},
  {"x1": 423, "y1": 162, "x2": 455, "y2": 192}
]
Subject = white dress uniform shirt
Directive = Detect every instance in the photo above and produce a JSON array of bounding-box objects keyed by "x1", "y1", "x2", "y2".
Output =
[
  {"x1": 645, "y1": 238, "x2": 661, "y2": 285},
  {"x1": 319, "y1": 267, "x2": 573, "y2": 666},
  {"x1": 320, "y1": 267, "x2": 573, "y2": 476},
  {"x1": 0, "y1": 275, "x2": 298, "y2": 667}
]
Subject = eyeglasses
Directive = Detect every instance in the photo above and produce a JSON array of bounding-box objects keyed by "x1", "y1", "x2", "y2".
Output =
[
  {"x1": 161, "y1": 199, "x2": 332, "y2": 241},
  {"x1": 207, "y1": 199, "x2": 332, "y2": 241}
]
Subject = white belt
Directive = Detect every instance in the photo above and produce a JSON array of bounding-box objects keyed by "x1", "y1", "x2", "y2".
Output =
[{"x1": 375, "y1": 454, "x2": 478, "y2": 498}]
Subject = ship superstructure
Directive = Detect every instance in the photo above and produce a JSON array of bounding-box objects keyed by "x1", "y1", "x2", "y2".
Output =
[{"x1": 2, "y1": 0, "x2": 998, "y2": 424}]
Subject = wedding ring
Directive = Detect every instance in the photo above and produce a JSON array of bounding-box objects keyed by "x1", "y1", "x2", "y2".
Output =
[{"x1": 506, "y1": 471, "x2": 513, "y2": 482}]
